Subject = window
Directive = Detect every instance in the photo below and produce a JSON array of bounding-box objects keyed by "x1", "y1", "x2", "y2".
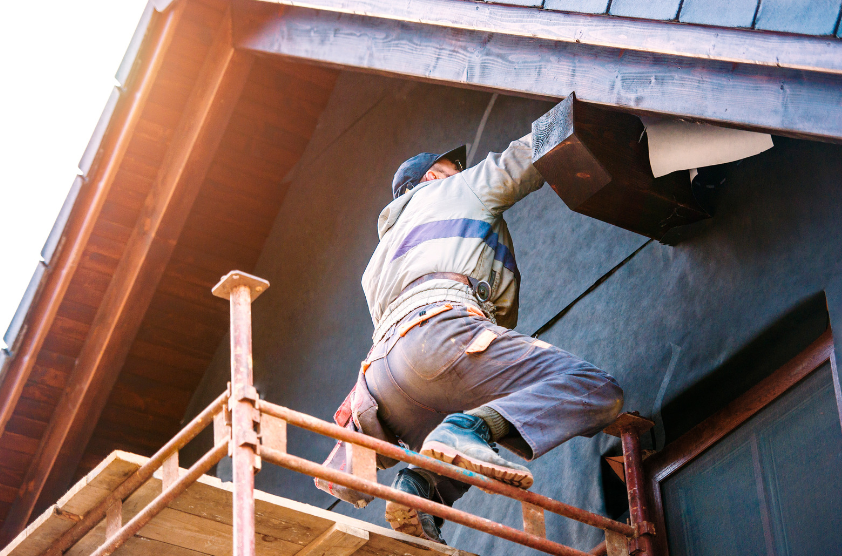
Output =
[{"x1": 646, "y1": 331, "x2": 842, "y2": 556}]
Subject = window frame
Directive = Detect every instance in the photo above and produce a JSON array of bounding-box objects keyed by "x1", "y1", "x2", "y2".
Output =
[{"x1": 644, "y1": 329, "x2": 841, "y2": 556}]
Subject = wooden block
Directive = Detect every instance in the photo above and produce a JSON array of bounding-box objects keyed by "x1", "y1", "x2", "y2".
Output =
[
  {"x1": 162, "y1": 452, "x2": 180, "y2": 490},
  {"x1": 521, "y1": 502, "x2": 546, "y2": 539},
  {"x1": 259, "y1": 413, "x2": 286, "y2": 453},
  {"x1": 295, "y1": 523, "x2": 369, "y2": 556},
  {"x1": 350, "y1": 445, "x2": 377, "y2": 485},
  {"x1": 532, "y1": 93, "x2": 709, "y2": 240},
  {"x1": 213, "y1": 410, "x2": 231, "y2": 448},
  {"x1": 105, "y1": 500, "x2": 122, "y2": 539},
  {"x1": 602, "y1": 412, "x2": 655, "y2": 438},
  {"x1": 604, "y1": 456, "x2": 626, "y2": 483},
  {"x1": 604, "y1": 529, "x2": 630, "y2": 556}
]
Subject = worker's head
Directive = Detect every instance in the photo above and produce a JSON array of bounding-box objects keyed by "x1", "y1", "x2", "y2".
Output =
[{"x1": 391, "y1": 145, "x2": 467, "y2": 199}]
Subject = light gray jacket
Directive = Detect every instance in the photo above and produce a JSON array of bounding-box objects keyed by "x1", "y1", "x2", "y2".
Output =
[{"x1": 362, "y1": 134, "x2": 544, "y2": 342}]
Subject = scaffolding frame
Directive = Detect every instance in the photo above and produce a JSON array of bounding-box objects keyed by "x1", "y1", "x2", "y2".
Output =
[{"x1": 35, "y1": 270, "x2": 656, "y2": 556}]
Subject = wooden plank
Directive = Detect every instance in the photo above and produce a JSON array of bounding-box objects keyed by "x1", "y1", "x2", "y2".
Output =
[
  {"x1": 4, "y1": 450, "x2": 472, "y2": 556},
  {"x1": 0, "y1": 452, "x2": 143, "y2": 556},
  {"x1": 0, "y1": 11, "x2": 254, "y2": 541},
  {"x1": 119, "y1": 356, "x2": 199, "y2": 392},
  {"x1": 296, "y1": 523, "x2": 369, "y2": 556},
  {"x1": 251, "y1": 0, "x2": 842, "y2": 75},
  {"x1": 237, "y1": 0, "x2": 842, "y2": 142},
  {"x1": 0, "y1": 432, "x2": 39, "y2": 457},
  {"x1": 4, "y1": 417, "x2": 47, "y2": 444}
]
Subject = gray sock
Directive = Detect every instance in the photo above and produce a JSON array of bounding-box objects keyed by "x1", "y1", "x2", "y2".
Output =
[{"x1": 465, "y1": 406, "x2": 510, "y2": 441}]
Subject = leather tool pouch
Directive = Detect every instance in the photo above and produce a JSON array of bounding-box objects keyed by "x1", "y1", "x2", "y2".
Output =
[{"x1": 314, "y1": 365, "x2": 400, "y2": 508}]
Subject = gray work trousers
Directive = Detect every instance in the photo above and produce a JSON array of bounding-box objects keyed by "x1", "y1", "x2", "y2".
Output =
[{"x1": 364, "y1": 302, "x2": 623, "y2": 506}]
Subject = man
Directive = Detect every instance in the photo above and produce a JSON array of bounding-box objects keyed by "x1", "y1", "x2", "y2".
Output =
[{"x1": 360, "y1": 134, "x2": 624, "y2": 543}]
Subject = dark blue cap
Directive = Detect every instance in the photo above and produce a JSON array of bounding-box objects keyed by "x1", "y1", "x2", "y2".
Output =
[{"x1": 391, "y1": 145, "x2": 467, "y2": 199}]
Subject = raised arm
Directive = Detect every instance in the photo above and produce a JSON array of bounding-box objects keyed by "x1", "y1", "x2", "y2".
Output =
[{"x1": 457, "y1": 134, "x2": 545, "y2": 216}]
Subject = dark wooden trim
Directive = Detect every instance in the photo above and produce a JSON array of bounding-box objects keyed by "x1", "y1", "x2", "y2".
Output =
[
  {"x1": 266, "y1": 0, "x2": 842, "y2": 75},
  {"x1": 233, "y1": 1, "x2": 842, "y2": 143},
  {"x1": 0, "y1": 9, "x2": 254, "y2": 543},
  {"x1": 644, "y1": 328, "x2": 835, "y2": 556}
]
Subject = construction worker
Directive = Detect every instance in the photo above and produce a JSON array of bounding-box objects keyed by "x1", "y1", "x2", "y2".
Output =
[{"x1": 360, "y1": 134, "x2": 624, "y2": 543}]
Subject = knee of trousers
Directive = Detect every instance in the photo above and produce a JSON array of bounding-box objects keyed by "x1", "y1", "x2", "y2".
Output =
[{"x1": 591, "y1": 374, "x2": 625, "y2": 424}]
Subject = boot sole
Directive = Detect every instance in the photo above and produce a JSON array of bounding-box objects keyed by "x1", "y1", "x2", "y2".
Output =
[
  {"x1": 384, "y1": 501, "x2": 442, "y2": 543},
  {"x1": 420, "y1": 441, "x2": 534, "y2": 489}
]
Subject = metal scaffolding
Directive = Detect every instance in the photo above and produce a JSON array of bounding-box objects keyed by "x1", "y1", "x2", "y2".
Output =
[{"x1": 37, "y1": 270, "x2": 656, "y2": 556}]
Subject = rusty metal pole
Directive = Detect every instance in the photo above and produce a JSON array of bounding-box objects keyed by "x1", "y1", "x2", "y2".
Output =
[
  {"x1": 604, "y1": 413, "x2": 656, "y2": 556},
  {"x1": 213, "y1": 271, "x2": 269, "y2": 556}
]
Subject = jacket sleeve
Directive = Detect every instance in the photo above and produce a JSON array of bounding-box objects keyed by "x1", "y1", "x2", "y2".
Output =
[{"x1": 458, "y1": 133, "x2": 545, "y2": 216}]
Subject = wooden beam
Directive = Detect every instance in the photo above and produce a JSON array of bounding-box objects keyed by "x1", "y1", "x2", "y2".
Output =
[
  {"x1": 255, "y1": 0, "x2": 842, "y2": 76},
  {"x1": 531, "y1": 93, "x2": 709, "y2": 240},
  {"x1": 0, "y1": 2, "x2": 184, "y2": 445},
  {"x1": 234, "y1": 1, "x2": 842, "y2": 143},
  {"x1": 0, "y1": 11, "x2": 254, "y2": 543}
]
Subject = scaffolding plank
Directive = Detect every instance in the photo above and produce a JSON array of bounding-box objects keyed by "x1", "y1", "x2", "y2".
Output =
[{"x1": 1, "y1": 452, "x2": 474, "y2": 556}]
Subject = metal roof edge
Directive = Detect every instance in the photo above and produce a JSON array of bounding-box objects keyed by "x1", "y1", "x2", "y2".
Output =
[
  {"x1": 77, "y1": 86, "x2": 122, "y2": 178},
  {"x1": 3, "y1": 262, "x2": 48, "y2": 353},
  {"x1": 116, "y1": 1, "x2": 157, "y2": 87},
  {"x1": 0, "y1": 349, "x2": 10, "y2": 387},
  {"x1": 41, "y1": 175, "x2": 85, "y2": 264}
]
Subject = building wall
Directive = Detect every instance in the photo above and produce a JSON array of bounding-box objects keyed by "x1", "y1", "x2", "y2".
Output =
[{"x1": 184, "y1": 69, "x2": 842, "y2": 554}]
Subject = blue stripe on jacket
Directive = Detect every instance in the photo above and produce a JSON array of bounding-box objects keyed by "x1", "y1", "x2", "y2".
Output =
[{"x1": 390, "y1": 218, "x2": 519, "y2": 280}]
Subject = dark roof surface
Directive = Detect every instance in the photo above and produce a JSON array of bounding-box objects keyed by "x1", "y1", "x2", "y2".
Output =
[{"x1": 484, "y1": 0, "x2": 842, "y2": 37}]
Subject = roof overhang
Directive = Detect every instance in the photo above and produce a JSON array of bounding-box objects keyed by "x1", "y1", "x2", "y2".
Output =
[{"x1": 236, "y1": 0, "x2": 842, "y2": 143}]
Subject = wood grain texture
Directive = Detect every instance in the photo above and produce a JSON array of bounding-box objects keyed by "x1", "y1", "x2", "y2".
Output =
[
  {"x1": 0, "y1": 0, "x2": 185, "y2": 449},
  {"x1": 251, "y1": 0, "x2": 842, "y2": 75},
  {"x1": 296, "y1": 523, "x2": 369, "y2": 556},
  {"x1": 2, "y1": 450, "x2": 472, "y2": 556},
  {"x1": 0, "y1": 10, "x2": 254, "y2": 541},
  {"x1": 235, "y1": 3, "x2": 842, "y2": 143}
]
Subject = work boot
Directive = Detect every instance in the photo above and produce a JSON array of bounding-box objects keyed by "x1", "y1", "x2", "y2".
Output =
[
  {"x1": 421, "y1": 413, "x2": 534, "y2": 489},
  {"x1": 385, "y1": 469, "x2": 446, "y2": 544}
]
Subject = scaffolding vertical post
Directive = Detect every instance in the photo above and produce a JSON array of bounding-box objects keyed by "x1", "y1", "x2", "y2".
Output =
[
  {"x1": 604, "y1": 413, "x2": 655, "y2": 556},
  {"x1": 213, "y1": 271, "x2": 270, "y2": 556}
]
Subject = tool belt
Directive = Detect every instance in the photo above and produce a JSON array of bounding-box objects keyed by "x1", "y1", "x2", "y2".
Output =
[
  {"x1": 315, "y1": 346, "x2": 402, "y2": 508},
  {"x1": 401, "y1": 272, "x2": 493, "y2": 303}
]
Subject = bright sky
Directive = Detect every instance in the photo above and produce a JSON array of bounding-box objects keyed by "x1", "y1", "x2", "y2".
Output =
[{"x1": 0, "y1": 0, "x2": 148, "y2": 349}]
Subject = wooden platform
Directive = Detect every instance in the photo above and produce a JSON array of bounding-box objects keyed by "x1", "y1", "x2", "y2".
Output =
[{"x1": 0, "y1": 452, "x2": 474, "y2": 556}]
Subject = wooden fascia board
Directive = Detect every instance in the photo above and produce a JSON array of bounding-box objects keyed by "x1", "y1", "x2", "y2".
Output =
[
  {"x1": 255, "y1": 0, "x2": 842, "y2": 76},
  {"x1": 0, "y1": 9, "x2": 255, "y2": 542},
  {"x1": 0, "y1": 5, "x2": 185, "y2": 445},
  {"x1": 234, "y1": 1, "x2": 842, "y2": 143}
]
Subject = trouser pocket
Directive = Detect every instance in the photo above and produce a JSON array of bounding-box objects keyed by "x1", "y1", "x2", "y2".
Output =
[{"x1": 390, "y1": 305, "x2": 473, "y2": 380}]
